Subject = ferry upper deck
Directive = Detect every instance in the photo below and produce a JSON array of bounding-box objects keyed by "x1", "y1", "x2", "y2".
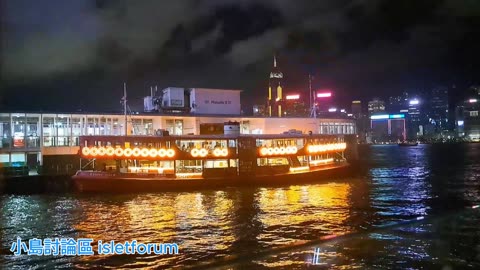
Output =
[{"x1": 0, "y1": 112, "x2": 356, "y2": 175}]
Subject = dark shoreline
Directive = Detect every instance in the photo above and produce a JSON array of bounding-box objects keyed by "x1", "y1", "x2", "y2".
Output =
[{"x1": 1, "y1": 174, "x2": 74, "y2": 194}]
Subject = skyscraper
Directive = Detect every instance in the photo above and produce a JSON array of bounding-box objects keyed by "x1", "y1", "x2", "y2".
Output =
[
  {"x1": 387, "y1": 91, "x2": 410, "y2": 113},
  {"x1": 428, "y1": 87, "x2": 449, "y2": 132},
  {"x1": 407, "y1": 97, "x2": 422, "y2": 139},
  {"x1": 368, "y1": 98, "x2": 385, "y2": 114},
  {"x1": 351, "y1": 100, "x2": 362, "y2": 118},
  {"x1": 267, "y1": 55, "x2": 284, "y2": 117}
]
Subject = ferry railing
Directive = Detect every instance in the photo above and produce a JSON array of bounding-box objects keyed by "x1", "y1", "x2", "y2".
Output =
[{"x1": 80, "y1": 158, "x2": 96, "y2": 171}]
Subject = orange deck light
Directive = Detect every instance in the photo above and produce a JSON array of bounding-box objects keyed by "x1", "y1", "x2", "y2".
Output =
[
  {"x1": 115, "y1": 148, "x2": 124, "y2": 157},
  {"x1": 81, "y1": 147, "x2": 90, "y2": 156},
  {"x1": 90, "y1": 147, "x2": 98, "y2": 157},
  {"x1": 140, "y1": 148, "x2": 150, "y2": 158},
  {"x1": 106, "y1": 147, "x2": 115, "y2": 156},
  {"x1": 97, "y1": 147, "x2": 106, "y2": 156},
  {"x1": 166, "y1": 149, "x2": 175, "y2": 158},
  {"x1": 149, "y1": 149, "x2": 158, "y2": 158},
  {"x1": 123, "y1": 148, "x2": 132, "y2": 157}
]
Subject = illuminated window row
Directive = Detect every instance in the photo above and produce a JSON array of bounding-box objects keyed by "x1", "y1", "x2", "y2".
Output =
[
  {"x1": 81, "y1": 147, "x2": 175, "y2": 158},
  {"x1": 191, "y1": 148, "x2": 228, "y2": 158},
  {"x1": 309, "y1": 158, "x2": 334, "y2": 166},
  {"x1": 259, "y1": 146, "x2": 298, "y2": 156},
  {"x1": 307, "y1": 143, "x2": 346, "y2": 154}
]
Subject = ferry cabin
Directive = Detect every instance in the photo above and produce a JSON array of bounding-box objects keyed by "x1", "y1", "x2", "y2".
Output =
[{"x1": 78, "y1": 134, "x2": 347, "y2": 178}]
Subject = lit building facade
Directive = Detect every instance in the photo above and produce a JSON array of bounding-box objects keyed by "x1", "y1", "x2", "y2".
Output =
[
  {"x1": 407, "y1": 98, "x2": 422, "y2": 139},
  {"x1": 387, "y1": 91, "x2": 410, "y2": 113},
  {"x1": 267, "y1": 55, "x2": 284, "y2": 117},
  {"x1": 457, "y1": 97, "x2": 480, "y2": 141},
  {"x1": 370, "y1": 114, "x2": 407, "y2": 142},
  {"x1": 367, "y1": 98, "x2": 386, "y2": 114},
  {"x1": 351, "y1": 101, "x2": 362, "y2": 118},
  {"x1": 284, "y1": 94, "x2": 307, "y2": 117},
  {"x1": 0, "y1": 112, "x2": 356, "y2": 173},
  {"x1": 427, "y1": 87, "x2": 449, "y2": 132}
]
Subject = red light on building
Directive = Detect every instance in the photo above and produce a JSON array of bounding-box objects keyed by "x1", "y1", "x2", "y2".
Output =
[
  {"x1": 317, "y1": 92, "x2": 332, "y2": 98},
  {"x1": 286, "y1": 94, "x2": 300, "y2": 100}
]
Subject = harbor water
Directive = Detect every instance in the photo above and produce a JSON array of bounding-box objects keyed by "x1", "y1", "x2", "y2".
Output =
[{"x1": 1, "y1": 144, "x2": 480, "y2": 269}]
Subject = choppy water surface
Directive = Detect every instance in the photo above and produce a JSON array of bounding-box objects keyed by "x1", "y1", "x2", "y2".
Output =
[{"x1": 1, "y1": 144, "x2": 480, "y2": 269}]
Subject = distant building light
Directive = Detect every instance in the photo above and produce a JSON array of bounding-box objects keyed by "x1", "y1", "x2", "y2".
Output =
[
  {"x1": 400, "y1": 109, "x2": 408, "y2": 112},
  {"x1": 347, "y1": 113, "x2": 353, "y2": 117},
  {"x1": 317, "y1": 92, "x2": 332, "y2": 98},
  {"x1": 469, "y1": 98, "x2": 478, "y2": 103},
  {"x1": 409, "y1": 99, "x2": 420, "y2": 105},
  {"x1": 340, "y1": 109, "x2": 346, "y2": 113},
  {"x1": 458, "y1": 120, "x2": 464, "y2": 126},
  {"x1": 286, "y1": 94, "x2": 300, "y2": 100},
  {"x1": 389, "y1": 114, "x2": 405, "y2": 119},
  {"x1": 370, "y1": 114, "x2": 405, "y2": 120},
  {"x1": 328, "y1": 108, "x2": 337, "y2": 112},
  {"x1": 352, "y1": 100, "x2": 361, "y2": 104},
  {"x1": 370, "y1": 114, "x2": 389, "y2": 120}
]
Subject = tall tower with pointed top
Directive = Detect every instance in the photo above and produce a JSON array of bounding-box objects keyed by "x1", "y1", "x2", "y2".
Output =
[{"x1": 268, "y1": 54, "x2": 284, "y2": 117}]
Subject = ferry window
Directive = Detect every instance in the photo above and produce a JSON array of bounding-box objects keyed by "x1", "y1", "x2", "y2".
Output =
[
  {"x1": 112, "y1": 118, "x2": 120, "y2": 135},
  {"x1": 204, "y1": 160, "x2": 228, "y2": 168},
  {"x1": 166, "y1": 120, "x2": 174, "y2": 135},
  {"x1": 229, "y1": 159, "x2": 238, "y2": 167},
  {"x1": 175, "y1": 160, "x2": 202, "y2": 173},
  {"x1": 228, "y1": 140, "x2": 236, "y2": 148},
  {"x1": 0, "y1": 114, "x2": 11, "y2": 149},
  {"x1": 87, "y1": 118, "x2": 96, "y2": 135},
  {"x1": 72, "y1": 117, "x2": 82, "y2": 135},
  {"x1": 11, "y1": 114, "x2": 25, "y2": 149},
  {"x1": 298, "y1": 156, "x2": 308, "y2": 166},
  {"x1": 240, "y1": 121, "x2": 250, "y2": 134},
  {"x1": 144, "y1": 119, "x2": 153, "y2": 135},
  {"x1": 25, "y1": 115, "x2": 40, "y2": 148},
  {"x1": 131, "y1": 119, "x2": 142, "y2": 135},
  {"x1": 296, "y1": 139, "x2": 303, "y2": 147},
  {"x1": 42, "y1": 116, "x2": 55, "y2": 147},
  {"x1": 257, "y1": 157, "x2": 289, "y2": 166},
  {"x1": 174, "y1": 120, "x2": 183, "y2": 135},
  {"x1": 56, "y1": 116, "x2": 70, "y2": 146},
  {"x1": 166, "y1": 119, "x2": 183, "y2": 135}
]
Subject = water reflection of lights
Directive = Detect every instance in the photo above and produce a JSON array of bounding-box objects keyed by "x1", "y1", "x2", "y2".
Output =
[
  {"x1": 73, "y1": 192, "x2": 236, "y2": 265},
  {"x1": 370, "y1": 166, "x2": 431, "y2": 218},
  {"x1": 256, "y1": 183, "x2": 352, "y2": 244}
]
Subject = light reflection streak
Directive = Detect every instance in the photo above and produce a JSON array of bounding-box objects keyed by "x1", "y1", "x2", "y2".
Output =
[{"x1": 256, "y1": 183, "x2": 352, "y2": 245}]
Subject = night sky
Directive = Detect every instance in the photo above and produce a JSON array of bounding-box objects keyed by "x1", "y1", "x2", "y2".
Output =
[{"x1": 1, "y1": 0, "x2": 480, "y2": 113}]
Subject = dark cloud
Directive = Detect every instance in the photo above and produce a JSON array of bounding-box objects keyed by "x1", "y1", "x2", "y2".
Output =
[{"x1": 2, "y1": 0, "x2": 480, "y2": 111}]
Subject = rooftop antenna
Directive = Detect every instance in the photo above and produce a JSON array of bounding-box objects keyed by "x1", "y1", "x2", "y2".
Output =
[
  {"x1": 309, "y1": 74, "x2": 317, "y2": 118},
  {"x1": 123, "y1": 82, "x2": 128, "y2": 136}
]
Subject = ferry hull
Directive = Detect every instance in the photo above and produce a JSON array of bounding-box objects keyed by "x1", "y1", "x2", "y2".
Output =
[{"x1": 73, "y1": 163, "x2": 350, "y2": 193}]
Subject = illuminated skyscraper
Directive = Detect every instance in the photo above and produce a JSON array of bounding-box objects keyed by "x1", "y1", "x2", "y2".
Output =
[
  {"x1": 368, "y1": 98, "x2": 385, "y2": 114},
  {"x1": 267, "y1": 54, "x2": 284, "y2": 117}
]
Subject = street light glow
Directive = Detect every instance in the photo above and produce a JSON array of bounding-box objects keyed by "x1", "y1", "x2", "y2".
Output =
[
  {"x1": 469, "y1": 98, "x2": 478, "y2": 103},
  {"x1": 317, "y1": 92, "x2": 332, "y2": 98},
  {"x1": 370, "y1": 114, "x2": 389, "y2": 119},
  {"x1": 286, "y1": 94, "x2": 300, "y2": 100},
  {"x1": 409, "y1": 99, "x2": 419, "y2": 105}
]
